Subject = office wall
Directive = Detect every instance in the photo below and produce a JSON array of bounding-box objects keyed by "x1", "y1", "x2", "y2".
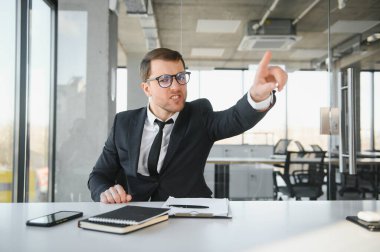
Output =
[{"x1": 55, "y1": 0, "x2": 117, "y2": 201}]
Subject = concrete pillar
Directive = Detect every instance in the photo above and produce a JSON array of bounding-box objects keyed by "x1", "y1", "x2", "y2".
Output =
[{"x1": 55, "y1": 0, "x2": 117, "y2": 201}]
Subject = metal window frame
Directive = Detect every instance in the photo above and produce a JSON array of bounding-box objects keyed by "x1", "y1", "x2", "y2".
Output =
[
  {"x1": 339, "y1": 67, "x2": 360, "y2": 175},
  {"x1": 12, "y1": 0, "x2": 57, "y2": 203},
  {"x1": 369, "y1": 71, "x2": 375, "y2": 151},
  {"x1": 13, "y1": 0, "x2": 30, "y2": 203}
]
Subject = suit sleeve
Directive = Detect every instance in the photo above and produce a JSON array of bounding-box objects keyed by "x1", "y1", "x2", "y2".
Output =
[
  {"x1": 88, "y1": 114, "x2": 123, "y2": 201},
  {"x1": 201, "y1": 92, "x2": 276, "y2": 142}
]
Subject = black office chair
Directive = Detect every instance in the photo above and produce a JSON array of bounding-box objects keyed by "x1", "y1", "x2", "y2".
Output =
[
  {"x1": 357, "y1": 165, "x2": 379, "y2": 199},
  {"x1": 310, "y1": 144, "x2": 323, "y2": 152},
  {"x1": 293, "y1": 140, "x2": 305, "y2": 152},
  {"x1": 272, "y1": 139, "x2": 292, "y2": 199},
  {"x1": 273, "y1": 139, "x2": 292, "y2": 155},
  {"x1": 338, "y1": 150, "x2": 380, "y2": 199},
  {"x1": 273, "y1": 151, "x2": 326, "y2": 200}
]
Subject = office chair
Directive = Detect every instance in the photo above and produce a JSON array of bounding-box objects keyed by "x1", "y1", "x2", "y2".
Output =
[
  {"x1": 340, "y1": 162, "x2": 379, "y2": 199},
  {"x1": 272, "y1": 139, "x2": 292, "y2": 199},
  {"x1": 310, "y1": 144, "x2": 323, "y2": 152},
  {"x1": 357, "y1": 165, "x2": 379, "y2": 199},
  {"x1": 339, "y1": 150, "x2": 379, "y2": 199},
  {"x1": 273, "y1": 151, "x2": 326, "y2": 200},
  {"x1": 293, "y1": 140, "x2": 305, "y2": 152},
  {"x1": 273, "y1": 139, "x2": 292, "y2": 155}
]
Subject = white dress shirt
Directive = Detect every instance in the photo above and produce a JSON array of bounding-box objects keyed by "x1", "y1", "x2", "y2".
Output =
[
  {"x1": 137, "y1": 108, "x2": 179, "y2": 176},
  {"x1": 137, "y1": 93, "x2": 272, "y2": 176}
]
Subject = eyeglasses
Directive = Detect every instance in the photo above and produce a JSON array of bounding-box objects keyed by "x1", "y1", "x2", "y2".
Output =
[{"x1": 146, "y1": 71, "x2": 191, "y2": 88}]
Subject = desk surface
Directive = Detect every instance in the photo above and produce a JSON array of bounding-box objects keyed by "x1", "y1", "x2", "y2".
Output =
[{"x1": 1, "y1": 201, "x2": 380, "y2": 252}]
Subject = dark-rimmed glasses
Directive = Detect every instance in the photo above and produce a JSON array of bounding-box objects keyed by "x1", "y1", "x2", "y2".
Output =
[{"x1": 146, "y1": 71, "x2": 191, "y2": 88}]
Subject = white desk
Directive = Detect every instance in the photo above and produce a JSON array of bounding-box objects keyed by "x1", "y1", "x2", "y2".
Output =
[{"x1": 1, "y1": 201, "x2": 380, "y2": 252}]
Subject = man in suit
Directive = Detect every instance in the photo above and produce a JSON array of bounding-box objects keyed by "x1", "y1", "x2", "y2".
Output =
[{"x1": 88, "y1": 48, "x2": 287, "y2": 203}]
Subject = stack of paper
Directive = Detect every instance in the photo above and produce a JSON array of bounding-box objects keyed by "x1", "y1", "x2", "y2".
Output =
[{"x1": 162, "y1": 197, "x2": 231, "y2": 218}]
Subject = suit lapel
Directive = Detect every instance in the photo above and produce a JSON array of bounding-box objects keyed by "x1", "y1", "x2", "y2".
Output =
[
  {"x1": 128, "y1": 108, "x2": 147, "y2": 175},
  {"x1": 161, "y1": 104, "x2": 190, "y2": 173}
]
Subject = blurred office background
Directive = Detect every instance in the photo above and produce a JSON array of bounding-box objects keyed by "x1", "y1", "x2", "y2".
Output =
[{"x1": 1, "y1": 0, "x2": 379, "y2": 202}]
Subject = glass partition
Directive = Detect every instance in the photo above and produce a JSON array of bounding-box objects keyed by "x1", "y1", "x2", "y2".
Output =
[
  {"x1": 375, "y1": 73, "x2": 380, "y2": 150},
  {"x1": 287, "y1": 71, "x2": 329, "y2": 150},
  {"x1": 360, "y1": 72, "x2": 372, "y2": 151},
  {"x1": 56, "y1": 10, "x2": 88, "y2": 201}
]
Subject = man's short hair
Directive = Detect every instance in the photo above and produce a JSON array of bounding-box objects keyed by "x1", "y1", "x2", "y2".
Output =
[{"x1": 140, "y1": 48, "x2": 185, "y2": 82}]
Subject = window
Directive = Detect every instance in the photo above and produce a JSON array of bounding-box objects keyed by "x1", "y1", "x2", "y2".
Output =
[
  {"x1": 287, "y1": 71, "x2": 329, "y2": 150},
  {"x1": 116, "y1": 67, "x2": 128, "y2": 113},
  {"x1": 28, "y1": 0, "x2": 55, "y2": 202},
  {"x1": 0, "y1": 0, "x2": 57, "y2": 202},
  {"x1": 186, "y1": 69, "x2": 329, "y2": 148},
  {"x1": 0, "y1": 0, "x2": 16, "y2": 202},
  {"x1": 199, "y1": 70, "x2": 243, "y2": 144},
  {"x1": 243, "y1": 69, "x2": 286, "y2": 145},
  {"x1": 360, "y1": 72, "x2": 372, "y2": 151},
  {"x1": 187, "y1": 70, "x2": 200, "y2": 102}
]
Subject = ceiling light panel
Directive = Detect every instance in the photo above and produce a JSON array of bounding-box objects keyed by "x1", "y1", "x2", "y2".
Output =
[
  {"x1": 191, "y1": 48, "x2": 225, "y2": 57},
  {"x1": 327, "y1": 20, "x2": 380, "y2": 34},
  {"x1": 290, "y1": 49, "x2": 327, "y2": 59},
  {"x1": 196, "y1": 19, "x2": 241, "y2": 33}
]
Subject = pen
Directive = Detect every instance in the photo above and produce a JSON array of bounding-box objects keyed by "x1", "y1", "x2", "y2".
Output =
[{"x1": 168, "y1": 204, "x2": 209, "y2": 209}]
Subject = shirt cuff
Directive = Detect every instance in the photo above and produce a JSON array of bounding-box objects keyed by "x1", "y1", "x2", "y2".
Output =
[{"x1": 247, "y1": 92, "x2": 272, "y2": 111}]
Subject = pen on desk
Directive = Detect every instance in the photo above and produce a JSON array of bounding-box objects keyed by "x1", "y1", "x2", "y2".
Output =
[{"x1": 168, "y1": 205, "x2": 209, "y2": 209}]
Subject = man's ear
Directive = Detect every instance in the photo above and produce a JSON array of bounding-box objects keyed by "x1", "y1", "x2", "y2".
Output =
[{"x1": 141, "y1": 82, "x2": 151, "y2": 97}]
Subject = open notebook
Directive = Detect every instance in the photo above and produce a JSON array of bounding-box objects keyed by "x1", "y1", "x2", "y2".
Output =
[{"x1": 162, "y1": 197, "x2": 231, "y2": 218}]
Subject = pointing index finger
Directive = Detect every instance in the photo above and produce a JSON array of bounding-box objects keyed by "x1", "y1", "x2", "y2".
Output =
[{"x1": 258, "y1": 51, "x2": 272, "y2": 70}]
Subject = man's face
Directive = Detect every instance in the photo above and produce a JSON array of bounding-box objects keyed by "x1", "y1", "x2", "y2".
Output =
[{"x1": 141, "y1": 59, "x2": 187, "y2": 120}]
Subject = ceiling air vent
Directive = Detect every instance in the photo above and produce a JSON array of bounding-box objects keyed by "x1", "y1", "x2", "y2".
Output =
[{"x1": 238, "y1": 19, "x2": 301, "y2": 51}]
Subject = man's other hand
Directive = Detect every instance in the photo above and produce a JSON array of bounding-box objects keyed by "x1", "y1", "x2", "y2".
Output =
[{"x1": 100, "y1": 184, "x2": 132, "y2": 204}]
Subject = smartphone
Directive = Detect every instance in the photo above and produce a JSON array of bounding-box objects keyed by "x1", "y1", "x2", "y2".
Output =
[
  {"x1": 26, "y1": 211, "x2": 83, "y2": 227},
  {"x1": 346, "y1": 216, "x2": 380, "y2": 232}
]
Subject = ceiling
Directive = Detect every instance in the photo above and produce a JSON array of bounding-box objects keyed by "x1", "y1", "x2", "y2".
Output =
[{"x1": 118, "y1": 0, "x2": 380, "y2": 71}]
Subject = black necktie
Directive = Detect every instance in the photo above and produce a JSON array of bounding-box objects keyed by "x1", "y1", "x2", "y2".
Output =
[{"x1": 148, "y1": 119, "x2": 174, "y2": 176}]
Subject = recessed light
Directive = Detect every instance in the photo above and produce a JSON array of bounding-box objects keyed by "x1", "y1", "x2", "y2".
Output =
[
  {"x1": 191, "y1": 48, "x2": 225, "y2": 57},
  {"x1": 326, "y1": 20, "x2": 380, "y2": 34},
  {"x1": 196, "y1": 19, "x2": 241, "y2": 33},
  {"x1": 367, "y1": 33, "x2": 380, "y2": 43}
]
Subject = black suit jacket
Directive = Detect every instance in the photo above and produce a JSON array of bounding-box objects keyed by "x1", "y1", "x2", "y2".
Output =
[{"x1": 88, "y1": 94, "x2": 273, "y2": 201}]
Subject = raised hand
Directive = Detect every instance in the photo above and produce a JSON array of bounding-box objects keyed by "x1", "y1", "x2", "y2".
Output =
[{"x1": 250, "y1": 51, "x2": 287, "y2": 102}]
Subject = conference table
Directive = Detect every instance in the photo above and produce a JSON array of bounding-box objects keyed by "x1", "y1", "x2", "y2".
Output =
[
  {"x1": 1, "y1": 201, "x2": 379, "y2": 252},
  {"x1": 207, "y1": 156, "x2": 380, "y2": 200}
]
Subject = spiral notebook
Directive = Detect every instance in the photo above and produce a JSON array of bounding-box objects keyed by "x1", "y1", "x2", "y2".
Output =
[{"x1": 78, "y1": 205, "x2": 170, "y2": 234}]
